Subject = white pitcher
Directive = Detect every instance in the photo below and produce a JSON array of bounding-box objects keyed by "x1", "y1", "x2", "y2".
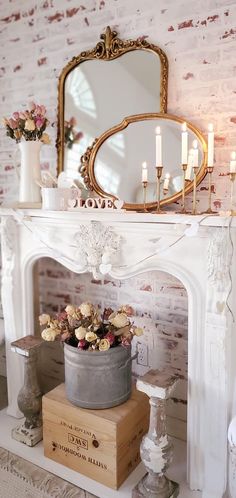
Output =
[{"x1": 18, "y1": 140, "x2": 42, "y2": 203}]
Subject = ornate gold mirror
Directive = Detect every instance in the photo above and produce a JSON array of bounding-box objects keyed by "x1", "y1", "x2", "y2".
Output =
[
  {"x1": 80, "y1": 113, "x2": 207, "y2": 210},
  {"x1": 57, "y1": 27, "x2": 168, "y2": 178}
]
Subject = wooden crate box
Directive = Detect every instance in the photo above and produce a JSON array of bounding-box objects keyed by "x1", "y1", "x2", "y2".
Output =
[{"x1": 43, "y1": 383, "x2": 150, "y2": 489}]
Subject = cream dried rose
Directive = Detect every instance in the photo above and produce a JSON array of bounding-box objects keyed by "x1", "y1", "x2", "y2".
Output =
[
  {"x1": 41, "y1": 132, "x2": 51, "y2": 144},
  {"x1": 39, "y1": 313, "x2": 50, "y2": 326},
  {"x1": 85, "y1": 331, "x2": 98, "y2": 342},
  {"x1": 65, "y1": 304, "x2": 76, "y2": 316},
  {"x1": 109, "y1": 312, "x2": 129, "y2": 329},
  {"x1": 49, "y1": 320, "x2": 60, "y2": 330},
  {"x1": 79, "y1": 302, "x2": 93, "y2": 317},
  {"x1": 99, "y1": 338, "x2": 110, "y2": 351},
  {"x1": 24, "y1": 119, "x2": 35, "y2": 131},
  {"x1": 133, "y1": 327, "x2": 143, "y2": 337},
  {"x1": 41, "y1": 328, "x2": 58, "y2": 341},
  {"x1": 75, "y1": 326, "x2": 87, "y2": 340}
]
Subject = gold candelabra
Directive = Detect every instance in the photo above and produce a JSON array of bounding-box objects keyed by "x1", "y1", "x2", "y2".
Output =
[
  {"x1": 181, "y1": 164, "x2": 187, "y2": 213},
  {"x1": 205, "y1": 166, "x2": 217, "y2": 214},
  {"x1": 230, "y1": 172, "x2": 236, "y2": 216},
  {"x1": 142, "y1": 181, "x2": 148, "y2": 212},
  {"x1": 156, "y1": 166, "x2": 163, "y2": 214},
  {"x1": 192, "y1": 166, "x2": 199, "y2": 215}
]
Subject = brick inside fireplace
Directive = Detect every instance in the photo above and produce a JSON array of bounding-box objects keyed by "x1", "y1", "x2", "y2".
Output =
[{"x1": 37, "y1": 257, "x2": 188, "y2": 441}]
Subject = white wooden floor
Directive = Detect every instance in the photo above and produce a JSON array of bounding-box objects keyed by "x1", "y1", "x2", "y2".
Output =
[{"x1": 0, "y1": 408, "x2": 201, "y2": 498}]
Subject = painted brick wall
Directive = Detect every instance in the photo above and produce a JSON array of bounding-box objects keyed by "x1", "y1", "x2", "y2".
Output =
[{"x1": 0, "y1": 0, "x2": 235, "y2": 434}]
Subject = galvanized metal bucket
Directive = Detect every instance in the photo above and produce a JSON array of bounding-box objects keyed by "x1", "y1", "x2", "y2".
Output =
[{"x1": 64, "y1": 343, "x2": 135, "y2": 409}]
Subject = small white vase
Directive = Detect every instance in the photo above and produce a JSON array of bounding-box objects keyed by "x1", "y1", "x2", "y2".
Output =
[{"x1": 18, "y1": 140, "x2": 42, "y2": 203}]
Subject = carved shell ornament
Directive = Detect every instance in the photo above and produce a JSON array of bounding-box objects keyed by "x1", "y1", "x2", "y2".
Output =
[{"x1": 74, "y1": 221, "x2": 121, "y2": 280}]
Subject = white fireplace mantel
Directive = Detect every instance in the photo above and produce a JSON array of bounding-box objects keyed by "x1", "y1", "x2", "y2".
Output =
[{"x1": 1, "y1": 207, "x2": 236, "y2": 498}]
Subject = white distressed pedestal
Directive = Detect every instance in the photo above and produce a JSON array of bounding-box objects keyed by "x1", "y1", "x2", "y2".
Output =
[{"x1": 133, "y1": 369, "x2": 180, "y2": 498}]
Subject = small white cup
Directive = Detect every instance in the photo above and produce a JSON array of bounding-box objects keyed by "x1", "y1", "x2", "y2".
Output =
[{"x1": 41, "y1": 188, "x2": 75, "y2": 211}]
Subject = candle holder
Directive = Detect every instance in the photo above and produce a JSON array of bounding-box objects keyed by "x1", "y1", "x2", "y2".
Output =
[
  {"x1": 205, "y1": 166, "x2": 217, "y2": 214},
  {"x1": 156, "y1": 166, "x2": 164, "y2": 214},
  {"x1": 230, "y1": 172, "x2": 236, "y2": 216},
  {"x1": 180, "y1": 164, "x2": 187, "y2": 213},
  {"x1": 192, "y1": 166, "x2": 199, "y2": 215},
  {"x1": 142, "y1": 181, "x2": 148, "y2": 212}
]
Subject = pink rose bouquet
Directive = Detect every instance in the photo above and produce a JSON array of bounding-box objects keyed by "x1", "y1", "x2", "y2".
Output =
[{"x1": 2, "y1": 101, "x2": 50, "y2": 143}]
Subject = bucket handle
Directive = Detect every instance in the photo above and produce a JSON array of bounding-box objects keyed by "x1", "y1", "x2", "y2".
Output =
[{"x1": 119, "y1": 351, "x2": 138, "y2": 369}]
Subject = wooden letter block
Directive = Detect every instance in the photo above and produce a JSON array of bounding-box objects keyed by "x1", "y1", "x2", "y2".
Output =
[{"x1": 42, "y1": 383, "x2": 150, "y2": 490}]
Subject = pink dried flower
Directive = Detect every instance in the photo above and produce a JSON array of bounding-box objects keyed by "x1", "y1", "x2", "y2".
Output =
[
  {"x1": 69, "y1": 117, "x2": 76, "y2": 127},
  {"x1": 120, "y1": 305, "x2": 134, "y2": 316},
  {"x1": 13, "y1": 112, "x2": 19, "y2": 120},
  {"x1": 35, "y1": 117, "x2": 45, "y2": 129},
  {"x1": 78, "y1": 339, "x2": 86, "y2": 349},
  {"x1": 28, "y1": 101, "x2": 36, "y2": 112},
  {"x1": 9, "y1": 118, "x2": 18, "y2": 129},
  {"x1": 121, "y1": 336, "x2": 132, "y2": 347},
  {"x1": 105, "y1": 331, "x2": 115, "y2": 345},
  {"x1": 61, "y1": 331, "x2": 70, "y2": 342}
]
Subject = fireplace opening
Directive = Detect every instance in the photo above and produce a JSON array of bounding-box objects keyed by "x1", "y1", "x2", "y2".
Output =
[{"x1": 36, "y1": 257, "x2": 188, "y2": 443}]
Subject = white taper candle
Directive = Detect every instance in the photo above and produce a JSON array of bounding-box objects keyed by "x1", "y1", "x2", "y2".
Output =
[
  {"x1": 142, "y1": 161, "x2": 148, "y2": 182},
  {"x1": 181, "y1": 122, "x2": 188, "y2": 165},
  {"x1": 155, "y1": 126, "x2": 162, "y2": 166}
]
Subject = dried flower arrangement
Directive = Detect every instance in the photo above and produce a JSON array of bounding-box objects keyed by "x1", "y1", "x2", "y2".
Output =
[
  {"x1": 39, "y1": 302, "x2": 143, "y2": 351},
  {"x1": 64, "y1": 117, "x2": 83, "y2": 149},
  {"x1": 2, "y1": 102, "x2": 50, "y2": 143}
]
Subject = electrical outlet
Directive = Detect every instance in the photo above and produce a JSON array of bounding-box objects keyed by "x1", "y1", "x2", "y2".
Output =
[{"x1": 137, "y1": 342, "x2": 148, "y2": 366}]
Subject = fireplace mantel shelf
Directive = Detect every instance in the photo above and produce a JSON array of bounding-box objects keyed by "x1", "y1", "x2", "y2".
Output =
[
  {"x1": 1, "y1": 205, "x2": 236, "y2": 498},
  {"x1": 0, "y1": 206, "x2": 236, "y2": 228}
]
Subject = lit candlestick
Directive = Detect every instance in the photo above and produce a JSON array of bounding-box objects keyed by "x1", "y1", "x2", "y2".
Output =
[
  {"x1": 155, "y1": 126, "x2": 162, "y2": 166},
  {"x1": 163, "y1": 173, "x2": 170, "y2": 192},
  {"x1": 185, "y1": 148, "x2": 194, "y2": 181},
  {"x1": 193, "y1": 139, "x2": 198, "y2": 167},
  {"x1": 230, "y1": 151, "x2": 236, "y2": 173},
  {"x1": 208, "y1": 123, "x2": 214, "y2": 167},
  {"x1": 181, "y1": 122, "x2": 188, "y2": 165},
  {"x1": 142, "y1": 161, "x2": 148, "y2": 182}
]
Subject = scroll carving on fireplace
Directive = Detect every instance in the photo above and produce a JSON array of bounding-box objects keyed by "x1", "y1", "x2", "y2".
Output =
[
  {"x1": 74, "y1": 221, "x2": 121, "y2": 279},
  {"x1": 207, "y1": 228, "x2": 232, "y2": 314}
]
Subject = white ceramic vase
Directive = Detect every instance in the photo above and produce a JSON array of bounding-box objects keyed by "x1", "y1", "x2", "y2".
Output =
[{"x1": 18, "y1": 140, "x2": 42, "y2": 203}]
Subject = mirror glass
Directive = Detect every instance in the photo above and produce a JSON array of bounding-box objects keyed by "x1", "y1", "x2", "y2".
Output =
[
  {"x1": 93, "y1": 118, "x2": 204, "y2": 203},
  {"x1": 64, "y1": 51, "x2": 161, "y2": 178}
]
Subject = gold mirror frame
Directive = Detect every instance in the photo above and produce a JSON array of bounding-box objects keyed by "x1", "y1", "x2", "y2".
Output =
[
  {"x1": 80, "y1": 113, "x2": 207, "y2": 211},
  {"x1": 57, "y1": 26, "x2": 168, "y2": 175}
]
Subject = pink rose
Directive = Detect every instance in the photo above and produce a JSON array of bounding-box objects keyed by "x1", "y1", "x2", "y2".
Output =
[
  {"x1": 36, "y1": 117, "x2": 44, "y2": 129},
  {"x1": 40, "y1": 105, "x2": 46, "y2": 116},
  {"x1": 69, "y1": 117, "x2": 76, "y2": 127},
  {"x1": 28, "y1": 101, "x2": 36, "y2": 112},
  {"x1": 105, "y1": 331, "x2": 115, "y2": 345},
  {"x1": 78, "y1": 339, "x2": 86, "y2": 349},
  {"x1": 57, "y1": 311, "x2": 67, "y2": 321},
  {"x1": 61, "y1": 331, "x2": 70, "y2": 342},
  {"x1": 19, "y1": 112, "x2": 27, "y2": 120},
  {"x1": 9, "y1": 118, "x2": 18, "y2": 129},
  {"x1": 121, "y1": 336, "x2": 132, "y2": 347}
]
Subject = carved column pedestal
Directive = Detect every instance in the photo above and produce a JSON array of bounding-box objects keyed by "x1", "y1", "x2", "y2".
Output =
[
  {"x1": 133, "y1": 369, "x2": 180, "y2": 498},
  {"x1": 11, "y1": 335, "x2": 43, "y2": 447}
]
